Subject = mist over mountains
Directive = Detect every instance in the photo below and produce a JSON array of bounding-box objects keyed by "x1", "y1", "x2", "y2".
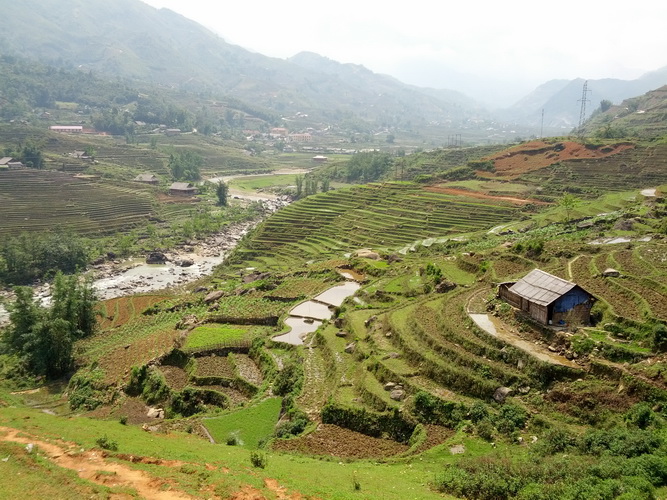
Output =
[{"x1": 1, "y1": 0, "x2": 665, "y2": 134}]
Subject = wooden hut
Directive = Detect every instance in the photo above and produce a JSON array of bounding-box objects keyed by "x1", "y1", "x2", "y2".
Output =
[{"x1": 498, "y1": 269, "x2": 595, "y2": 326}]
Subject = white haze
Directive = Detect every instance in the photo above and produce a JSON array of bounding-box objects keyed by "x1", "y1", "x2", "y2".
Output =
[{"x1": 141, "y1": 0, "x2": 667, "y2": 107}]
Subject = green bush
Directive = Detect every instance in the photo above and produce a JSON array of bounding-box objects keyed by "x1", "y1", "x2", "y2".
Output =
[
  {"x1": 95, "y1": 435, "x2": 118, "y2": 451},
  {"x1": 68, "y1": 368, "x2": 107, "y2": 411},
  {"x1": 495, "y1": 404, "x2": 529, "y2": 434},
  {"x1": 250, "y1": 451, "x2": 267, "y2": 469}
]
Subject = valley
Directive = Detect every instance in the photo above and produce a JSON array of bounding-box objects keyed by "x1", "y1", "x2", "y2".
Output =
[{"x1": 0, "y1": 3, "x2": 666, "y2": 497}]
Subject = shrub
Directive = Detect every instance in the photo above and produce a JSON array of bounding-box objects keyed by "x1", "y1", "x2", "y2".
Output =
[
  {"x1": 495, "y1": 404, "x2": 529, "y2": 434},
  {"x1": 625, "y1": 403, "x2": 658, "y2": 430},
  {"x1": 68, "y1": 368, "x2": 107, "y2": 411},
  {"x1": 273, "y1": 361, "x2": 303, "y2": 397},
  {"x1": 580, "y1": 428, "x2": 663, "y2": 457},
  {"x1": 476, "y1": 419, "x2": 495, "y2": 441},
  {"x1": 274, "y1": 412, "x2": 309, "y2": 438},
  {"x1": 96, "y1": 435, "x2": 118, "y2": 451},
  {"x1": 250, "y1": 451, "x2": 267, "y2": 469},
  {"x1": 538, "y1": 427, "x2": 577, "y2": 455},
  {"x1": 469, "y1": 401, "x2": 490, "y2": 423}
]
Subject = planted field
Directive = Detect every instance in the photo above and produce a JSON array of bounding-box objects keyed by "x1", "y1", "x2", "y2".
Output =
[
  {"x1": 519, "y1": 143, "x2": 667, "y2": 193},
  {"x1": 97, "y1": 294, "x2": 171, "y2": 330},
  {"x1": 184, "y1": 325, "x2": 249, "y2": 350},
  {"x1": 193, "y1": 355, "x2": 236, "y2": 379},
  {"x1": 245, "y1": 182, "x2": 520, "y2": 268},
  {"x1": 205, "y1": 295, "x2": 293, "y2": 324},
  {"x1": 570, "y1": 251, "x2": 667, "y2": 321},
  {"x1": 0, "y1": 170, "x2": 153, "y2": 236},
  {"x1": 203, "y1": 397, "x2": 282, "y2": 448},
  {"x1": 272, "y1": 424, "x2": 409, "y2": 459}
]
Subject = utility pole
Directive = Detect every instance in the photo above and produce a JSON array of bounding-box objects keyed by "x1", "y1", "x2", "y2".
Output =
[
  {"x1": 577, "y1": 80, "x2": 592, "y2": 137},
  {"x1": 540, "y1": 108, "x2": 544, "y2": 139}
]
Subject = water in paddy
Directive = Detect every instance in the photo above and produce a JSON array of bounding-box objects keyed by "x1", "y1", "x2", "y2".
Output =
[
  {"x1": 313, "y1": 281, "x2": 361, "y2": 307},
  {"x1": 272, "y1": 317, "x2": 323, "y2": 344},
  {"x1": 273, "y1": 280, "x2": 361, "y2": 346},
  {"x1": 290, "y1": 301, "x2": 333, "y2": 320}
]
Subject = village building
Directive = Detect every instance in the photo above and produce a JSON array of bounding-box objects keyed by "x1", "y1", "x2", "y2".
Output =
[
  {"x1": 134, "y1": 173, "x2": 159, "y2": 185},
  {"x1": 165, "y1": 128, "x2": 181, "y2": 136},
  {"x1": 498, "y1": 269, "x2": 595, "y2": 326},
  {"x1": 169, "y1": 182, "x2": 198, "y2": 195},
  {"x1": 50, "y1": 125, "x2": 83, "y2": 133},
  {"x1": 0, "y1": 157, "x2": 25, "y2": 169},
  {"x1": 270, "y1": 127, "x2": 288, "y2": 138},
  {"x1": 288, "y1": 133, "x2": 312, "y2": 143},
  {"x1": 312, "y1": 155, "x2": 328, "y2": 163}
]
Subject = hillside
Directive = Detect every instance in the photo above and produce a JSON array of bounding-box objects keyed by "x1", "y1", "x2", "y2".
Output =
[
  {"x1": 1, "y1": 128, "x2": 667, "y2": 498},
  {"x1": 583, "y1": 85, "x2": 667, "y2": 139},
  {"x1": 0, "y1": 0, "x2": 483, "y2": 132},
  {"x1": 501, "y1": 69, "x2": 667, "y2": 128}
]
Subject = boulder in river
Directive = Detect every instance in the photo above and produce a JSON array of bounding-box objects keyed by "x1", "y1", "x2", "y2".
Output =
[{"x1": 146, "y1": 252, "x2": 168, "y2": 264}]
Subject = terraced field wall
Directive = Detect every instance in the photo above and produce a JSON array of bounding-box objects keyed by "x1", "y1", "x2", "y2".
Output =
[{"x1": 0, "y1": 169, "x2": 154, "y2": 236}]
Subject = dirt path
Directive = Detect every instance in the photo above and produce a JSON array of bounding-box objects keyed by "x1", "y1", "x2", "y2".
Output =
[
  {"x1": 567, "y1": 255, "x2": 582, "y2": 280},
  {"x1": 0, "y1": 426, "x2": 193, "y2": 499},
  {"x1": 466, "y1": 289, "x2": 579, "y2": 368},
  {"x1": 424, "y1": 186, "x2": 542, "y2": 205}
]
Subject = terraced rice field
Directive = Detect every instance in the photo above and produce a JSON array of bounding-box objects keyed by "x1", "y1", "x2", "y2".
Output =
[
  {"x1": 520, "y1": 143, "x2": 667, "y2": 193},
  {"x1": 0, "y1": 169, "x2": 154, "y2": 236},
  {"x1": 243, "y1": 182, "x2": 520, "y2": 268},
  {"x1": 568, "y1": 247, "x2": 667, "y2": 322}
]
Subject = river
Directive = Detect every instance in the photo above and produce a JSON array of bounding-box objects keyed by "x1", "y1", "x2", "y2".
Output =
[{"x1": 0, "y1": 169, "x2": 305, "y2": 324}]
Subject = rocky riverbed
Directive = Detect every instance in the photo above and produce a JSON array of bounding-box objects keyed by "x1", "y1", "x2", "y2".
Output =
[{"x1": 0, "y1": 195, "x2": 291, "y2": 324}]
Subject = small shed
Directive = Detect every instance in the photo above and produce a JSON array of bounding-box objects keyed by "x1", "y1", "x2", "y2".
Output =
[
  {"x1": 498, "y1": 269, "x2": 595, "y2": 326},
  {"x1": 312, "y1": 155, "x2": 328, "y2": 163},
  {"x1": 134, "y1": 173, "x2": 159, "y2": 185},
  {"x1": 169, "y1": 182, "x2": 198, "y2": 195}
]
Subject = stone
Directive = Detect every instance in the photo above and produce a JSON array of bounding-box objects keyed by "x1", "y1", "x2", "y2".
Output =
[
  {"x1": 178, "y1": 258, "x2": 194, "y2": 267},
  {"x1": 493, "y1": 386, "x2": 513, "y2": 403},
  {"x1": 204, "y1": 290, "x2": 224, "y2": 303},
  {"x1": 354, "y1": 248, "x2": 381, "y2": 260},
  {"x1": 517, "y1": 359, "x2": 525, "y2": 370},
  {"x1": 390, "y1": 389, "x2": 406, "y2": 401},
  {"x1": 383, "y1": 382, "x2": 397, "y2": 391},
  {"x1": 519, "y1": 386, "x2": 531, "y2": 394},
  {"x1": 602, "y1": 268, "x2": 621, "y2": 278},
  {"x1": 435, "y1": 280, "x2": 457, "y2": 293},
  {"x1": 146, "y1": 408, "x2": 164, "y2": 419},
  {"x1": 146, "y1": 251, "x2": 168, "y2": 264},
  {"x1": 344, "y1": 342, "x2": 356, "y2": 354},
  {"x1": 335, "y1": 331, "x2": 348, "y2": 338}
]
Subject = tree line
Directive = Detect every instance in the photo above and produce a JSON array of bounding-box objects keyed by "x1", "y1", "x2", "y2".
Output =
[{"x1": 2, "y1": 272, "x2": 97, "y2": 378}]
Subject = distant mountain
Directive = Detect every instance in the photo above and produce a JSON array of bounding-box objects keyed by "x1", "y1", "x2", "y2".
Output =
[
  {"x1": 583, "y1": 85, "x2": 667, "y2": 139},
  {"x1": 0, "y1": 0, "x2": 483, "y2": 131},
  {"x1": 500, "y1": 68, "x2": 667, "y2": 128}
]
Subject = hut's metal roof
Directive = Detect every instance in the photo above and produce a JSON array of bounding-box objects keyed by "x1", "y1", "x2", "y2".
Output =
[
  {"x1": 508, "y1": 269, "x2": 578, "y2": 306},
  {"x1": 170, "y1": 182, "x2": 195, "y2": 190}
]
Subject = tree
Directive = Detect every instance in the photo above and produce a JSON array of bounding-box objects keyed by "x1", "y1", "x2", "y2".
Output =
[
  {"x1": 558, "y1": 193, "x2": 580, "y2": 222},
  {"x1": 215, "y1": 180, "x2": 229, "y2": 206},
  {"x1": 295, "y1": 175, "x2": 304, "y2": 199},
  {"x1": 599, "y1": 99, "x2": 613, "y2": 113},
  {"x1": 168, "y1": 150, "x2": 202, "y2": 181},
  {"x1": 21, "y1": 142, "x2": 44, "y2": 169},
  {"x1": 3, "y1": 273, "x2": 97, "y2": 378}
]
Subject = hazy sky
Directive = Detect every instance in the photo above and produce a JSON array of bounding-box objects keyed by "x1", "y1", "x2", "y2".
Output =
[{"x1": 141, "y1": 0, "x2": 667, "y2": 106}]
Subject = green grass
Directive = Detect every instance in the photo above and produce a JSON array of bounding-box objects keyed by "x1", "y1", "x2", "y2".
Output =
[
  {"x1": 203, "y1": 397, "x2": 282, "y2": 449},
  {"x1": 184, "y1": 325, "x2": 249, "y2": 349},
  {"x1": 0, "y1": 406, "x2": 451, "y2": 499},
  {"x1": 0, "y1": 441, "x2": 113, "y2": 498},
  {"x1": 229, "y1": 174, "x2": 298, "y2": 192}
]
